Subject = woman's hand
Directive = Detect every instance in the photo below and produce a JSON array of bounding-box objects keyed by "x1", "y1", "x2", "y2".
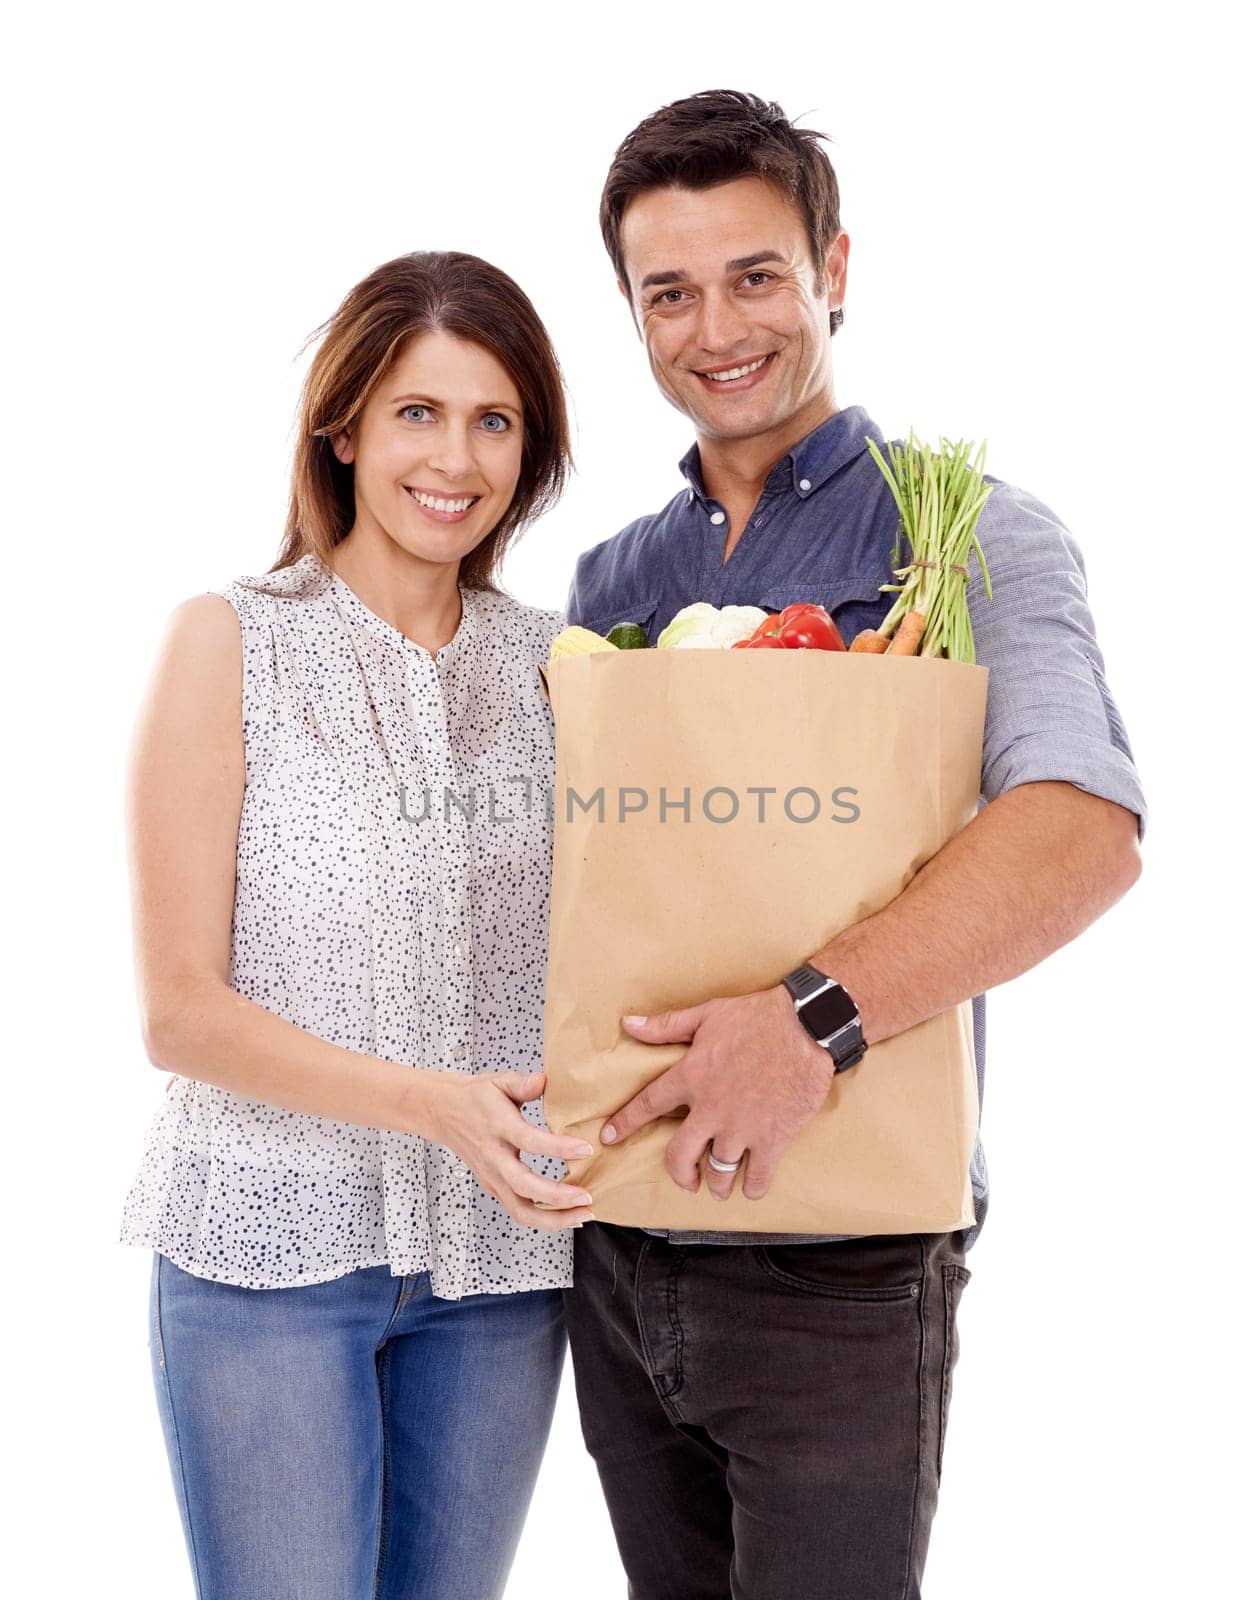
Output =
[{"x1": 423, "y1": 1070, "x2": 595, "y2": 1231}]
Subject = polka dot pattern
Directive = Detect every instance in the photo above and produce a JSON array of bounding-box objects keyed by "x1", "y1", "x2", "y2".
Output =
[{"x1": 119, "y1": 552, "x2": 573, "y2": 1299}]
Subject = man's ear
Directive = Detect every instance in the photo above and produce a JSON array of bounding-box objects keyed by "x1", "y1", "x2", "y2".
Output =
[
  {"x1": 331, "y1": 428, "x2": 354, "y2": 466},
  {"x1": 824, "y1": 231, "x2": 851, "y2": 315},
  {"x1": 618, "y1": 277, "x2": 642, "y2": 339}
]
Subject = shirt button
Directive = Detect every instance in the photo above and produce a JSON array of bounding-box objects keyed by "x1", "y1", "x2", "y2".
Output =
[
  {"x1": 452, "y1": 1044, "x2": 467, "y2": 1062},
  {"x1": 453, "y1": 939, "x2": 469, "y2": 962},
  {"x1": 799, "y1": 478, "x2": 812, "y2": 492},
  {"x1": 710, "y1": 511, "x2": 726, "y2": 526}
]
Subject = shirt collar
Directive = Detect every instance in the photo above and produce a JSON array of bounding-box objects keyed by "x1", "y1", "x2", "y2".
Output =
[
  {"x1": 677, "y1": 405, "x2": 882, "y2": 506},
  {"x1": 677, "y1": 440, "x2": 709, "y2": 502}
]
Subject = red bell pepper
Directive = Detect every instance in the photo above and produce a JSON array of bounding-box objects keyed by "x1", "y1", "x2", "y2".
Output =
[
  {"x1": 776, "y1": 604, "x2": 846, "y2": 652},
  {"x1": 746, "y1": 612, "x2": 784, "y2": 642},
  {"x1": 739, "y1": 601, "x2": 845, "y2": 651},
  {"x1": 733, "y1": 633, "x2": 788, "y2": 649}
]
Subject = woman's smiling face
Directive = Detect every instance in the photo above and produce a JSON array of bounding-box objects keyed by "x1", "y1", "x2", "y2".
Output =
[{"x1": 333, "y1": 330, "x2": 525, "y2": 569}]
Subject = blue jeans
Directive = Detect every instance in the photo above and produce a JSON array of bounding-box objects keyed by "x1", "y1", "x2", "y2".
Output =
[{"x1": 148, "y1": 1252, "x2": 566, "y2": 1600}]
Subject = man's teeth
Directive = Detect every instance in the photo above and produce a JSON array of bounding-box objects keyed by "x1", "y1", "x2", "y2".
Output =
[
  {"x1": 704, "y1": 356, "x2": 769, "y2": 383},
  {"x1": 408, "y1": 490, "x2": 477, "y2": 513}
]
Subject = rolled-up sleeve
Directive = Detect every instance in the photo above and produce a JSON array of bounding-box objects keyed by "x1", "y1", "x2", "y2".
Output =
[{"x1": 970, "y1": 480, "x2": 1147, "y2": 841}]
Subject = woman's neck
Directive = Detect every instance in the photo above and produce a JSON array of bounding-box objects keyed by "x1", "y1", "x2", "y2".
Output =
[{"x1": 327, "y1": 529, "x2": 463, "y2": 656}]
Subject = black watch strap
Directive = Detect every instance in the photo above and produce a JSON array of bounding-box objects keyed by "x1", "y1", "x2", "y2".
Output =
[
  {"x1": 782, "y1": 963, "x2": 867, "y2": 1073},
  {"x1": 782, "y1": 963, "x2": 831, "y2": 1003}
]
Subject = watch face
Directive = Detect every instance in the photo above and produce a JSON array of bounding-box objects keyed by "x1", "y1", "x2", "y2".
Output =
[{"x1": 800, "y1": 985, "x2": 858, "y2": 1041}]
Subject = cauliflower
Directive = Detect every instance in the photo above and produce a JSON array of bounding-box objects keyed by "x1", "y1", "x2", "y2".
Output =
[{"x1": 656, "y1": 602, "x2": 767, "y2": 650}]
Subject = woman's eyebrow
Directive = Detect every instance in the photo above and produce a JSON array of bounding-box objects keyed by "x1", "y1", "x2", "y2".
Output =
[{"x1": 388, "y1": 392, "x2": 521, "y2": 416}]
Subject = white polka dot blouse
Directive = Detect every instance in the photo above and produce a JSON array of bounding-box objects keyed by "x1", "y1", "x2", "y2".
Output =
[{"x1": 119, "y1": 551, "x2": 573, "y2": 1299}]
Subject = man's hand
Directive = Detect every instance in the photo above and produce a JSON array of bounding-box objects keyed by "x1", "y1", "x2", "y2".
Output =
[{"x1": 601, "y1": 986, "x2": 836, "y2": 1201}]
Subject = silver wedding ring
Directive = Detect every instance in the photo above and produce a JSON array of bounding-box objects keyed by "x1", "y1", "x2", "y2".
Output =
[{"x1": 705, "y1": 1150, "x2": 744, "y2": 1174}]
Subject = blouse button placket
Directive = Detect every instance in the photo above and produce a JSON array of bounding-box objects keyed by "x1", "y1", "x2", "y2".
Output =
[{"x1": 430, "y1": 649, "x2": 475, "y2": 1066}]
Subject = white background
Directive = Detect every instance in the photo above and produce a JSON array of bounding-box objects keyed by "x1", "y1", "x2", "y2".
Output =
[{"x1": 4, "y1": 2, "x2": 1246, "y2": 1595}]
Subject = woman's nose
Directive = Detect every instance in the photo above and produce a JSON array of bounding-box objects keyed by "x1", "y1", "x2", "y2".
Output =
[{"x1": 426, "y1": 427, "x2": 476, "y2": 481}]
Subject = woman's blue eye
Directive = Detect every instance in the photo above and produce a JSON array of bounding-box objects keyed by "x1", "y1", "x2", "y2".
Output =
[
  {"x1": 481, "y1": 413, "x2": 510, "y2": 432},
  {"x1": 401, "y1": 405, "x2": 430, "y2": 422}
]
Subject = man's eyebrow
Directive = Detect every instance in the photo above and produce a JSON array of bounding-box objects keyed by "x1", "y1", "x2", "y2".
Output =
[
  {"x1": 388, "y1": 392, "x2": 521, "y2": 416},
  {"x1": 638, "y1": 270, "x2": 686, "y2": 291},
  {"x1": 638, "y1": 251, "x2": 787, "y2": 292},
  {"x1": 725, "y1": 251, "x2": 786, "y2": 274}
]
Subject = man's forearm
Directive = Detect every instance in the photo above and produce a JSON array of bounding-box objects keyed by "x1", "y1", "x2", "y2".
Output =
[{"x1": 808, "y1": 780, "x2": 1142, "y2": 1046}]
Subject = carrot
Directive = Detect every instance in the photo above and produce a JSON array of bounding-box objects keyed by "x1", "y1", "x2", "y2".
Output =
[
  {"x1": 886, "y1": 611, "x2": 926, "y2": 656},
  {"x1": 849, "y1": 629, "x2": 889, "y2": 654}
]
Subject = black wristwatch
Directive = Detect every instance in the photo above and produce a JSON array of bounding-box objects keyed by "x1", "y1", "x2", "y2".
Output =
[{"x1": 782, "y1": 963, "x2": 867, "y2": 1072}]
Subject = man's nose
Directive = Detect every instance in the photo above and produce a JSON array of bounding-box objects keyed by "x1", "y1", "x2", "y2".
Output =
[{"x1": 694, "y1": 290, "x2": 753, "y2": 353}]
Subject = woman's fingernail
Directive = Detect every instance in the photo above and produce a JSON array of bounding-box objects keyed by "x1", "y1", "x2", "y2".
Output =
[
  {"x1": 601, "y1": 1125, "x2": 617, "y2": 1143},
  {"x1": 573, "y1": 1142, "x2": 595, "y2": 1157},
  {"x1": 623, "y1": 1014, "x2": 647, "y2": 1027}
]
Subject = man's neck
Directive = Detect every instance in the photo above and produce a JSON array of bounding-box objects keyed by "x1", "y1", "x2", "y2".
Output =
[{"x1": 696, "y1": 396, "x2": 840, "y2": 510}]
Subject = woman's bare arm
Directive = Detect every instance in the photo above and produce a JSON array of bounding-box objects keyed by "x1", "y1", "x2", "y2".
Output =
[
  {"x1": 126, "y1": 594, "x2": 439, "y2": 1133},
  {"x1": 124, "y1": 595, "x2": 595, "y2": 1227}
]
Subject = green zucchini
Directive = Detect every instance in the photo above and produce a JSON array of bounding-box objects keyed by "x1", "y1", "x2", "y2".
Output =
[{"x1": 606, "y1": 622, "x2": 649, "y2": 651}]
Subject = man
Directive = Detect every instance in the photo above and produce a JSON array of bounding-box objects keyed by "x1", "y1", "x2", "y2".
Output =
[{"x1": 561, "y1": 91, "x2": 1146, "y2": 1598}]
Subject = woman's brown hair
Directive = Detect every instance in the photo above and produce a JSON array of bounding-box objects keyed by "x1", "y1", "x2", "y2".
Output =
[{"x1": 266, "y1": 251, "x2": 571, "y2": 592}]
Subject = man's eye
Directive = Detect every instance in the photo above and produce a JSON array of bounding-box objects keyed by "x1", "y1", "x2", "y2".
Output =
[
  {"x1": 480, "y1": 413, "x2": 511, "y2": 433},
  {"x1": 654, "y1": 289, "x2": 687, "y2": 306},
  {"x1": 401, "y1": 405, "x2": 430, "y2": 422},
  {"x1": 744, "y1": 272, "x2": 773, "y2": 287}
]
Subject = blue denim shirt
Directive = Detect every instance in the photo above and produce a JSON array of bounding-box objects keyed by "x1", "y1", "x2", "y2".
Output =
[{"x1": 566, "y1": 405, "x2": 1147, "y2": 1251}]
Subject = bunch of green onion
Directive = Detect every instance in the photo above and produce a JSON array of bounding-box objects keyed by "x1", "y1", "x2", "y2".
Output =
[{"x1": 865, "y1": 433, "x2": 994, "y2": 663}]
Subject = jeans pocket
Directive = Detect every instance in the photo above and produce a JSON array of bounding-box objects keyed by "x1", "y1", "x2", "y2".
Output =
[
  {"x1": 938, "y1": 1263, "x2": 971, "y2": 1480},
  {"x1": 753, "y1": 1234, "x2": 924, "y2": 1301}
]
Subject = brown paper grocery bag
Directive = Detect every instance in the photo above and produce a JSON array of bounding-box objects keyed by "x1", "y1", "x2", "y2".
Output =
[{"x1": 539, "y1": 649, "x2": 988, "y2": 1234}]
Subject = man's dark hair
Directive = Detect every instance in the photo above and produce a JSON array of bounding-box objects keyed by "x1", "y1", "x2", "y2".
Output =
[{"x1": 600, "y1": 89, "x2": 844, "y2": 334}]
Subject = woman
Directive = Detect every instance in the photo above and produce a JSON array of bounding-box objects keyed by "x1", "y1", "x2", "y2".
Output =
[{"x1": 118, "y1": 251, "x2": 596, "y2": 1600}]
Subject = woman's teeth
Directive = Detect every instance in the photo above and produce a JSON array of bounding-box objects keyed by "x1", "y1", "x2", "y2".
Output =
[
  {"x1": 704, "y1": 356, "x2": 769, "y2": 382},
  {"x1": 407, "y1": 489, "x2": 478, "y2": 513}
]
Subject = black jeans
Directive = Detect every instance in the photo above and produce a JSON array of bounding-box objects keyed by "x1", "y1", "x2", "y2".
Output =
[{"x1": 564, "y1": 1224, "x2": 970, "y2": 1599}]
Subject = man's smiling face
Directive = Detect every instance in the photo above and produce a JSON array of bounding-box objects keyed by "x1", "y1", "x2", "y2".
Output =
[{"x1": 618, "y1": 175, "x2": 848, "y2": 449}]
